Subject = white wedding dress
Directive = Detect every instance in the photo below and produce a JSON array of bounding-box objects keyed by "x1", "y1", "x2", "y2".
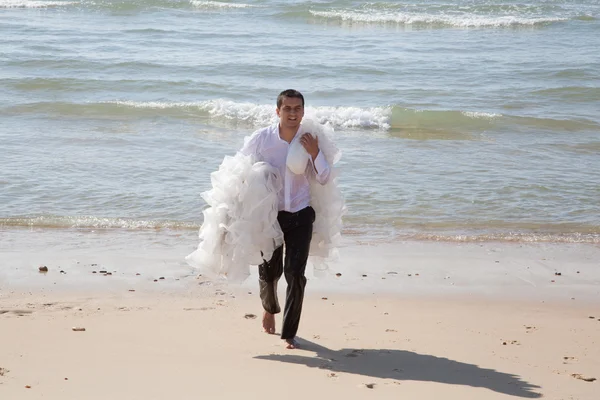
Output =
[{"x1": 186, "y1": 118, "x2": 346, "y2": 282}]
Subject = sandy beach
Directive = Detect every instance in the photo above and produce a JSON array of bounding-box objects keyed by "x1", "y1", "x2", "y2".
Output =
[
  {"x1": 3, "y1": 1, "x2": 600, "y2": 399},
  {"x1": 1, "y1": 236, "x2": 599, "y2": 399}
]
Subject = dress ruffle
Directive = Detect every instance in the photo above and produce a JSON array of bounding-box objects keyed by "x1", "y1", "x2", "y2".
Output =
[{"x1": 186, "y1": 119, "x2": 346, "y2": 282}]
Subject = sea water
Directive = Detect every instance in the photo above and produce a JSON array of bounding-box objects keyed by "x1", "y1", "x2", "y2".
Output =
[{"x1": 1, "y1": 0, "x2": 599, "y2": 249}]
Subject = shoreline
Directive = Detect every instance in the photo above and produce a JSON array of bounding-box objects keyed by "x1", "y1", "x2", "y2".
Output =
[
  {"x1": 2, "y1": 228, "x2": 599, "y2": 303},
  {"x1": 2, "y1": 224, "x2": 600, "y2": 245}
]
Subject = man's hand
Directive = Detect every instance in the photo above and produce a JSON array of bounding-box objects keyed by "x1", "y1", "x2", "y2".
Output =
[{"x1": 300, "y1": 133, "x2": 319, "y2": 160}]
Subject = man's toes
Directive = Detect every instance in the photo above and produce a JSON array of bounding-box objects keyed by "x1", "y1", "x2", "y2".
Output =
[{"x1": 262, "y1": 312, "x2": 276, "y2": 334}]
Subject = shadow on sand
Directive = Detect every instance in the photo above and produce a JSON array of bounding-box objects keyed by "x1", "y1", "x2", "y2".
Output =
[{"x1": 254, "y1": 338, "x2": 542, "y2": 398}]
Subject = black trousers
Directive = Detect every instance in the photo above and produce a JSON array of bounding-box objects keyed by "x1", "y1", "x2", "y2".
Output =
[{"x1": 259, "y1": 206, "x2": 315, "y2": 340}]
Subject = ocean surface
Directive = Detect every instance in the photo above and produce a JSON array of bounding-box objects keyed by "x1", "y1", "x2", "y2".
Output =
[{"x1": 1, "y1": 0, "x2": 599, "y2": 245}]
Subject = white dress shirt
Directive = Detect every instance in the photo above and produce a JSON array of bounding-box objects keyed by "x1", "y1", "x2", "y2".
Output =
[{"x1": 240, "y1": 123, "x2": 331, "y2": 213}]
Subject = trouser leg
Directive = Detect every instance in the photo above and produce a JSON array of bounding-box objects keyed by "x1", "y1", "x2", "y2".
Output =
[
  {"x1": 258, "y1": 245, "x2": 283, "y2": 314},
  {"x1": 280, "y1": 207, "x2": 315, "y2": 340}
]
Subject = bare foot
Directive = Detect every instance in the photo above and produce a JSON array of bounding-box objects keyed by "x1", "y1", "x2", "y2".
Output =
[
  {"x1": 284, "y1": 338, "x2": 299, "y2": 349},
  {"x1": 262, "y1": 311, "x2": 275, "y2": 334}
]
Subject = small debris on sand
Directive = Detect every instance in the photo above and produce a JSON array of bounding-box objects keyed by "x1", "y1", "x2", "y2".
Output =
[
  {"x1": 328, "y1": 372, "x2": 337, "y2": 378},
  {"x1": 555, "y1": 272, "x2": 562, "y2": 276},
  {"x1": 385, "y1": 329, "x2": 397, "y2": 332},
  {"x1": 25, "y1": 385, "x2": 32, "y2": 389},
  {"x1": 321, "y1": 297, "x2": 328, "y2": 300},
  {"x1": 244, "y1": 314, "x2": 257, "y2": 319},
  {"x1": 136, "y1": 273, "x2": 141, "y2": 276},
  {"x1": 363, "y1": 383, "x2": 376, "y2": 389},
  {"x1": 128, "y1": 289, "x2": 135, "y2": 292},
  {"x1": 589, "y1": 316, "x2": 595, "y2": 319},
  {"x1": 92, "y1": 271, "x2": 97, "y2": 274},
  {"x1": 72, "y1": 327, "x2": 86, "y2": 332},
  {"x1": 571, "y1": 374, "x2": 596, "y2": 382},
  {"x1": 38, "y1": 266, "x2": 48, "y2": 272},
  {"x1": 159, "y1": 277, "x2": 165, "y2": 280},
  {"x1": 362, "y1": 274, "x2": 367, "y2": 277},
  {"x1": 0, "y1": 367, "x2": 7, "y2": 376},
  {"x1": 387, "y1": 271, "x2": 398, "y2": 275},
  {"x1": 99, "y1": 270, "x2": 107, "y2": 274},
  {"x1": 335, "y1": 273, "x2": 342, "y2": 277}
]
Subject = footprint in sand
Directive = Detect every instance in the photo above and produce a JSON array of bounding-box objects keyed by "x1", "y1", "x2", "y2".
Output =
[
  {"x1": 358, "y1": 383, "x2": 375, "y2": 389},
  {"x1": 0, "y1": 310, "x2": 33, "y2": 317},
  {"x1": 345, "y1": 349, "x2": 364, "y2": 357},
  {"x1": 571, "y1": 374, "x2": 596, "y2": 382}
]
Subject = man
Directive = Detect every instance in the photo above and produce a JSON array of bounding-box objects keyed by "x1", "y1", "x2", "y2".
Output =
[{"x1": 240, "y1": 89, "x2": 331, "y2": 349}]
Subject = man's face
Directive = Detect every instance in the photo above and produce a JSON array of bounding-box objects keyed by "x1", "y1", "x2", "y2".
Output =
[{"x1": 276, "y1": 96, "x2": 304, "y2": 131}]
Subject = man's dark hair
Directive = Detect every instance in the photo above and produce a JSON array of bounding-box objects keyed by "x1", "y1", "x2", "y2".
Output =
[{"x1": 277, "y1": 89, "x2": 305, "y2": 109}]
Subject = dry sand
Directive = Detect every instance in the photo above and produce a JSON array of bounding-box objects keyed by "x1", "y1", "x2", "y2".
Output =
[
  {"x1": 1, "y1": 289, "x2": 599, "y2": 399},
  {"x1": 1, "y1": 238, "x2": 599, "y2": 399}
]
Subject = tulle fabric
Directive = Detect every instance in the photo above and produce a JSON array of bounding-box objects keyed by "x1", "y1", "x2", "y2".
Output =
[{"x1": 186, "y1": 118, "x2": 346, "y2": 282}]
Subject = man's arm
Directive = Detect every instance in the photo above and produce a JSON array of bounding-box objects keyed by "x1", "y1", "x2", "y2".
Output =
[
  {"x1": 301, "y1": 133, "x2": 330, "y2": 184},
  {"x1": 240, "y1": 129, "x2": 262, "y2": 157}
]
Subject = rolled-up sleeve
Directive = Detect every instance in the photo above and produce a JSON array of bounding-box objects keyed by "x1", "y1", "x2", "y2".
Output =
[{"x1": 311, "y1": 150, "x2": 331, "y2": 185}]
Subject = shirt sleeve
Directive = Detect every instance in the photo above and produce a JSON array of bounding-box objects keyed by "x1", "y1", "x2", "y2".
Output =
[
  {"x1": 310, "y1": 150, "x2": 331, "y2": 185},
  {"x1": 240, "y1": 130, "x2": 261, "y2": 157}
]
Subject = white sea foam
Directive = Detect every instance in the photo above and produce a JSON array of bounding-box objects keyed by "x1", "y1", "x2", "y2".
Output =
[
  {"x1": 309, "y1": 10, "x2": 567, "y2": 28},
  {"x1": 0, "y1": 216, "x2": 198, "y2": 229},
  {"x1": 199, "y1": 99, "x2": 277, "y2": 126},
  {"x1": 101, "y1": 100, "x2": 204, "y2": 109},
  {"x1": 100, "y1": 100, "x2": 513, "y2": 131},
  {"x1": 101, "y1": 100, "x2": 393, "y2": 129},
  {"x1": 190, "y1": 0, "x2": 254, "y2": 9},
  {"x1": 0, "y1": 0, "x2": 78, "y2": 7},
  {"x1": 462, "y1": 111, "x2": 501, "y2": 119},
  {"x1": 199, "y1": 100, "x2": 392, "y2": 129},
  {"x1": 307, "y1": 106, "x2": 391, "y2": 129}
]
